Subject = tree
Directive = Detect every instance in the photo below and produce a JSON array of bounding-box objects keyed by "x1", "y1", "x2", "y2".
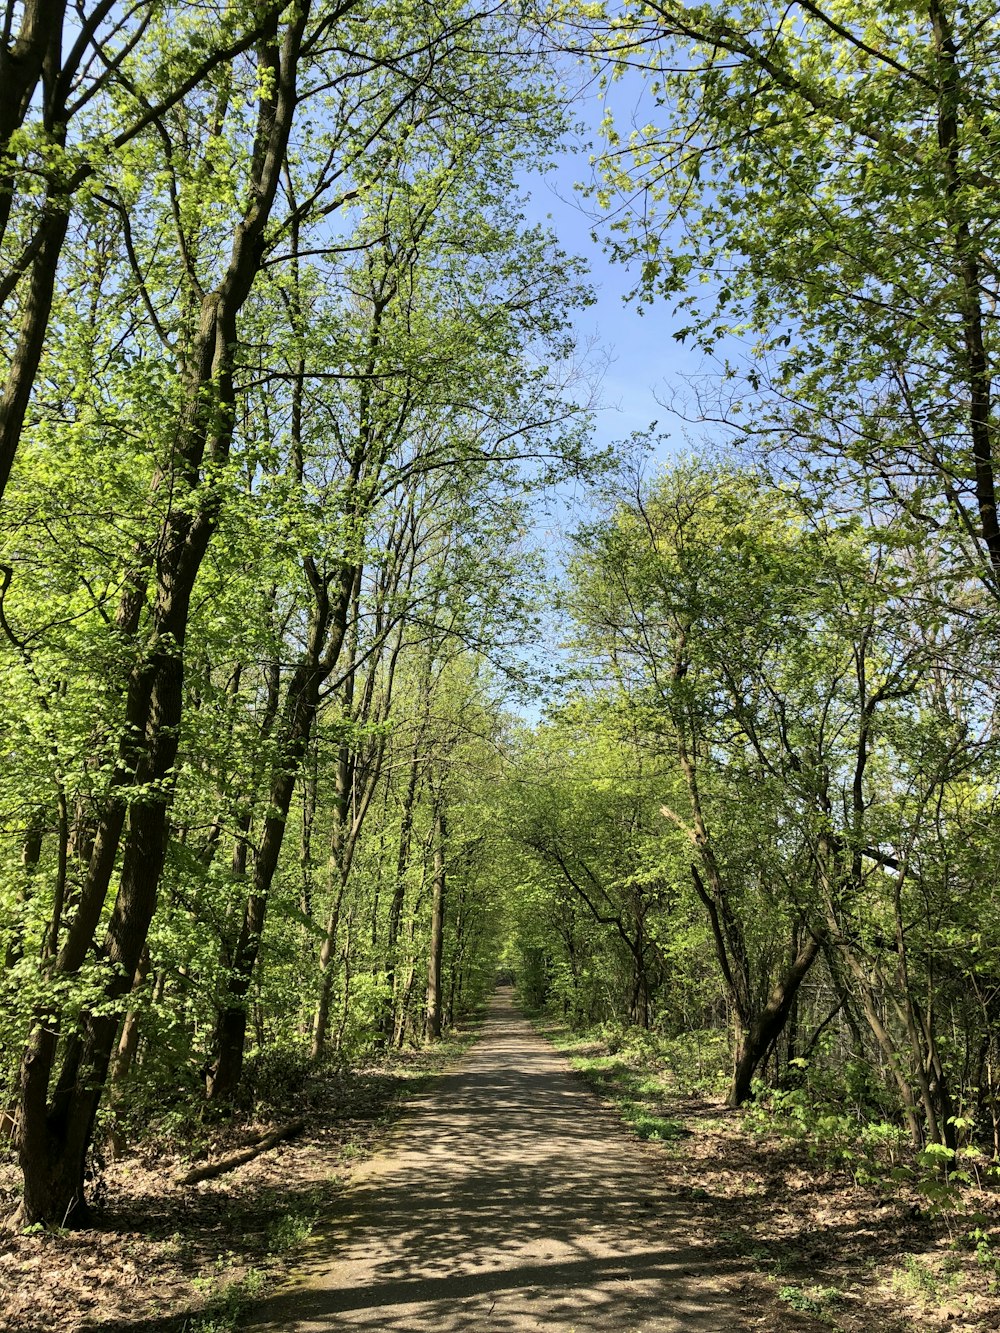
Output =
[
  {"x1": 569, "y1": 465, "x2": 831, "y2": 1100},
  {"x1": 1, "y1": 0, "x2": 599, "y2": 1223},
  {"x1": 8, "y1": 0, "x2": 322, "y2": 1226},
  {"x1": 562, "y1": 456, "x2": 1000, "y2": 1128},
  {"x1": 201, "y1": 33, "x2": 595, "y2": 1087},
  {"x1": 0, "y1": 0, "x2": 286, "y2": 502},
  {"x1": 583, "y1": 0, "x2": 1000, "y2": 596}
]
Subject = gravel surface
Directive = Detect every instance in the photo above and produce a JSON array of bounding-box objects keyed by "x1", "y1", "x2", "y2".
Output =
[{"x1": 248, "y1": 988, "x2": 742, "y2": 1331}]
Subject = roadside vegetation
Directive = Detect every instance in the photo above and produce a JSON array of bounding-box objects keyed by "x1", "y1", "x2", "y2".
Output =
[
  {"x1": 0, "y1": 1020, "x2": 480, "y2": 1331},
  {"x1": 538, "y1": 1019, "x2": 1000, "y2": 1331}
]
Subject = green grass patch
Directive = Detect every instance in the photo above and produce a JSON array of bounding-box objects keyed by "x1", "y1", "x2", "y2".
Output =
[
  {"x1": 558, "y1": 1043, "x2": 689, "y2": 1146},
  {"x1": 267, "y1": 1202, "x2": 318, "y2": 1253},
  {"x1": 777, "y1": 1283, "x2": 844, "y2": 1317},
  {"x1": 889, "y1": 1253, "x2": 962, "y2": 1304},
  {"x1": 184, "y1": 1265, "x2": 269, "y2": 1332},
  {"x1": 625, "y1": 1104, "x2": 687, "y2": 1142},
  {"x1": 534, "y1": 1015, "x2": 729, "y2": 1098}
]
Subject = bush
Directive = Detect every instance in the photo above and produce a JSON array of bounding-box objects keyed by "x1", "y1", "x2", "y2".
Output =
[{"x1": 243, "y1": 1042, "x2": 314, "y2": 1112}]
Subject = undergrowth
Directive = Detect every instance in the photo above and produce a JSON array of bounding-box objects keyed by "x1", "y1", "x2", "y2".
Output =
[{"x1": 537, "y1": 1011, "x2": 1000, "y2": 1330}]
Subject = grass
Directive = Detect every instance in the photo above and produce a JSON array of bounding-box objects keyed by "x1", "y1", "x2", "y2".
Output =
[
  {"x1": 889, "y1": 1253, "x2": 963, "y2": 1304},
  {"x1": 554, "y1": 1041, "x2": 690, "y2": 1146},
  {"x1": 267, "y1": 1198, "x2": 320, "y2": 1252},
  {"x1": 183, "y1": 1265, "x2": 268, "y2": 1332},
  {"x1": 777, "y1": 1282, "x2": 844, "y2": 1317}
]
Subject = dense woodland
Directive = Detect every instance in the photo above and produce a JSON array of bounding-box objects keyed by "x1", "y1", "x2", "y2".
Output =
[{"x1": 3, "y1": 0, "x2": 1000, "y2": 1246}]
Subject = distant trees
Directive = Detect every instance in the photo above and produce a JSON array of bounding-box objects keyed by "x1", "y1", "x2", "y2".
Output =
[
  {"x1": 505, "y1": 459, "x2": 1000, "y2": 1140},
  {"x1": 509, "y1": 721, "x2": 677, "y2": 1031}
]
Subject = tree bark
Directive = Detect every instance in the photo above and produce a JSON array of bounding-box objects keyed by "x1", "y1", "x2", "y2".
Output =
[
  {"x1": 728, "y1": 931, "x2": 821, "y2": 1107},
  {"x1": 425, "y1": 804, "x2": 446, "y2": 1041},
  {"x1": 108, "y1": 947, "x2": 152, "y2": 1099}
]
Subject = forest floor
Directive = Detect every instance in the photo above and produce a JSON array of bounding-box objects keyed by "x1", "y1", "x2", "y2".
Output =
[
  {"x1": 0, "y1": 1025, "x2": 480, "y2": 1332},
  {"x1": 2, "y1": 995, "x2": 1000, "y2": 1331},
  {"x1": 544, "y1": 1020, "x2": 1000, "y2": 1333}
]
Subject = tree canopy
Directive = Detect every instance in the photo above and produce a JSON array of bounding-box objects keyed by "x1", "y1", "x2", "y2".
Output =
[{"x1": 4, "y1": 0, "x2": 1000, "y2": 1259}]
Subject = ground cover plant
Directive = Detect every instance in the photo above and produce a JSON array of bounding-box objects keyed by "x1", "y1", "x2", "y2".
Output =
[{"x1": 538, "y1": 1017, "x2": 1000, "y2": 1332}]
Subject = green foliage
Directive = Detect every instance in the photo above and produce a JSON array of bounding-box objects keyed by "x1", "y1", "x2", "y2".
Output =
[
  {"x1": 185, "y1": 1265, "x2": 269, "y2": 1333},
  {"x1": 965, "y1": 1228, "x2": 1000, "y2": 1285},
  {"x1": 267, "y1": 1197, "x2": 320, "y2": 1254},
  {"x1": 568, "y1": 1046, "x2": 688, "y2": 1142},
  {"x1": 589, "y1": 0, "x2": 1000, "y2": 553},
  {"x1": 890, "y1": 1254, "x2": 963, "y2": 1305},
  {"x1": 777, "y1": 1284, "x2": 844, "y2": 1317},
  {"x1": 6, "y1": 0, "x2": 1000, "y2": 1251},
  {"x1": 0, "y1": 0, "x2": 611, "y2": 1229},
  {"x1": 242, "y1": 1045, "x2": 315, "y2": 1115}
]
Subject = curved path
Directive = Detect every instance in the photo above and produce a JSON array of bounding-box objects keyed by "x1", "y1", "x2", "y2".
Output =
[{"x1": 249, "y1": 989, "x2": 741, "y2": 1331}]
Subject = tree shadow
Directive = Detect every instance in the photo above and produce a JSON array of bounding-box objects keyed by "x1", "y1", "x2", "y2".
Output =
[{"x1": 98, "y1": 991, "x2": 751, "y2": 1331}]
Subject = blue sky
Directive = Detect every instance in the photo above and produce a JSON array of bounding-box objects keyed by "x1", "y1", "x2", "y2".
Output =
[
  {"x1": 524, "y1": 159, "x2": 669, "y2": 446},
  {"x1": 518, "y1": 76, "x2": 712, "y2": 468}
]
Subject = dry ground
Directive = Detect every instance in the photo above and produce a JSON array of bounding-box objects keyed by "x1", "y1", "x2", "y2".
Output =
[
  {"x1": 2, "y1": 997, "x2": 1000, "y2": 1331},
  {"x1": 0, "y1": 1036, "x2": 471, "y2": 1332},
  {"x1": 555, "y1": 1028, "x2": 1000, "y2": 1333}
]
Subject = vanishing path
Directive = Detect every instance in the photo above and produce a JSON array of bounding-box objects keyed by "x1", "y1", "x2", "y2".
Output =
[{"x1": 249, "y1": 989, "x2": 743, "y2": 1331}]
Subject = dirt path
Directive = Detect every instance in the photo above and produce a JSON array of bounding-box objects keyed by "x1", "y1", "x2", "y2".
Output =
[{"x1": 248, "y1": 988, "x2": 743, "y2": 1331}]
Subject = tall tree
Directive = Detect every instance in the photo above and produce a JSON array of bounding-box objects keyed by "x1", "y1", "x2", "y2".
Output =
[
  {"x1": 2, "y1": 0, "x2": 598, "y2": 1222},
  {"x1": 10, "y1": 0, "x2": 322, "y2": 1226},
  {"x1": 583, "y1": 0, "x2": 1000, "y2": 593},
  {"x1": 567, "y1": 465, "x2": 836, "y2": 1101}
]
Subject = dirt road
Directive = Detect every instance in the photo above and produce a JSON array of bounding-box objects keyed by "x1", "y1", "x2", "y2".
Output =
[{"x1": 248, "y1": 989, "x2": 742, "y2": 1331}]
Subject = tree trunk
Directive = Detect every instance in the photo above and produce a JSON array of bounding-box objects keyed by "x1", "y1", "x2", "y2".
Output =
[
  {"x1": 3, "y1": 815, "x2": 45, "y2": 971},
  {"x1": 16, "y1": 536, "x2": 208, "y2": 1224},
  {"x1": 109, "y1": 947, "x2": 152, "y2": 1098},
  {"x1": 0, "y1": 205, "x2": 70, "y2": 501},
  {"x1": 383, "y1": 753, "x2": 421, "y2": 1034},
  {"x1": 425, "y1": 805, "x2": 446, "y2": 1041},
  {"x1": 0, "y1": 0, "x2": 70, "y2": 504},
  {"x1": 310, "y1": 879, "x2": 347, "y2": 1061},
  {"x1": 207, "y1": 566, "x2": 354, "y2": 1099},
  {"x1": 727, "y1": 931, "x2": 821, "y2": 1107},
  {"x1": 12, "y1": 9, "x2": 309, "y2": 1224}
]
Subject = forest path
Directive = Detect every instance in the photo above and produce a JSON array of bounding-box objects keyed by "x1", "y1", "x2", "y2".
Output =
[{"x1": 247, "y1": 988, "x2": 744, "y2": 1331}]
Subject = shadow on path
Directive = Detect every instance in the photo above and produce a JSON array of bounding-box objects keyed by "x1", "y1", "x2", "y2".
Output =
[{"x1": 175, "y1": 991, "x2": 745, "y2": 1331}]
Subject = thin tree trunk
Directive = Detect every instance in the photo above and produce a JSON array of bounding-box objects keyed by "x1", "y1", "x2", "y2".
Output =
[
  {"x1": 310, "y1": 879, "x2": 347, "y2": 1061},
  {"x1": 3, "y1": 814, "x2": 44, "y2": 971},
  {"x1": 425, "y1": 805, "x2": 446, "y2": 1041},
  {"x1": 207, "y1": 564, "x2": 355, "y2": 1100},
  {"x1": 108, "y1": 947, "x2": 152, "y2": 1098}
]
